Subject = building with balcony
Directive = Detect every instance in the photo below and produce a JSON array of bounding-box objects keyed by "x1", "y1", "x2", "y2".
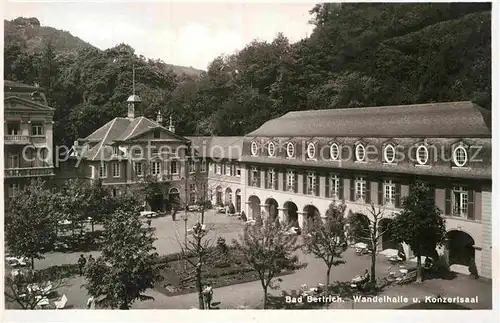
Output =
[
  {"x1": 62, "y1": 94, "x2": 201, "y2": 212},
  {"x1": 4, "y1": 80, "x2": 55, "y2": 199},
  {"x1": 191, "y1": 101, "x2": 492, "y2": 279}
]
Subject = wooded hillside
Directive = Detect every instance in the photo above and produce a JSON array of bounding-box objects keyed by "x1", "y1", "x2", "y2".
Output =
[{"x1": 4, "y1": 3, "x2": 491, "y2": 146}]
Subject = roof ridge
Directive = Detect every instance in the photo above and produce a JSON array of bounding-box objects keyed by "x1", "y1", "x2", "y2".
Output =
[
  {"x1": 284, "y1": 101, "x2": 474, "y2": 115},
  {"x1": 92, "y1": 118, "x2": 118, "y2": 160}
]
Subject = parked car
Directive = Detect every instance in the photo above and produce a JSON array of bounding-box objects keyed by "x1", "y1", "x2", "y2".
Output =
[{"x1": 140, "y1": 211, "x2": 158, "y2": 218}]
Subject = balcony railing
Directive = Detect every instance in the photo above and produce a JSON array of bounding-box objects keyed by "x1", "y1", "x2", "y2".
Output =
[
  {"x1": 4, "y1": 135, "x2": 30, "y2": 144},
  {"x1": 5, "y1": 167, "x2": 55, "y2": 178},
  {"x1": 30, "y1": 136, "x2": 47, "y2": 144}
]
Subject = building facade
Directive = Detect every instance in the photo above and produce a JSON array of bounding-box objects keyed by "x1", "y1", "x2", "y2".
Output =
[
  {"x1": 234, "y1": 101, "x2": 491, "y2": 278},
  {"x1": 3, "y1": 80, "x2": 55, "y2": 199},
  {"x1": 62, "y1": 94, "x2": 202, "y2": 211}
]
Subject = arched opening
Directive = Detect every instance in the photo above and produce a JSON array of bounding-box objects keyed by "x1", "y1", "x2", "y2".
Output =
[
  {"x1": 248, "y1": 195, "x2": 261, "y2": 221},
  {"x1": 283, "y1": 201, "x2": 298, "y2": 227},
  {"x1": 215, "y1": 186, "x2": 223, "y2": 207},
  {"x1": 168, "y1": 187, "x2": 180, "y2": 211},
  {"x1": 303, "y1": 204, "x2": 320, "y2": 228},
  {"x1": 224, "y1": 187, "x2": 233, "y2": 206},
  {"x1": 346, "y1": 212, "x2": 371, "y2": 245},
  {"x1": 265, "y1": 198, "x2": 279, "y2": 219},
  {"x1": 445, "y1": 230, "x2": 475, "y2": 266},
  {"x1": 235, "y1": 189, "x2": 242, "y2": 213},
  {"x1": 379, "y1": 218, "x2": 397, "y2": 250}
]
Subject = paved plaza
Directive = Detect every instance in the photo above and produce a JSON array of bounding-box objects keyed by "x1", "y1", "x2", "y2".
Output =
[{"x1": 28, "y1": 210, "x2": 492, "y2": 310}]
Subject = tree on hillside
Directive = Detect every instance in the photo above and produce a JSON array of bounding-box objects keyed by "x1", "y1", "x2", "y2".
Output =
[
  {"x1": 83, "y1": 198, "x2": 161, "y2": 309},
  {"x1": 232, "y1": 217, "x2": 304, "y2": 309},
  {"x1": 346, "y1": 204, "x2": 394, "y2": 287},
  {"x1": 392, "y1": 181, "x2": 446, "y2": 282},
  {"x1": 303, "y1": 201, "x2": 347, "y2": 288},
  {"x1": 5, "y1": 179, "x2": 57, "y2": 269}
]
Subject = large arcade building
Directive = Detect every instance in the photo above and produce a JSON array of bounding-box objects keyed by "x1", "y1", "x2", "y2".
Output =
[{"x1": 234, "y1": 101, "x2": 491, "y2": 279}]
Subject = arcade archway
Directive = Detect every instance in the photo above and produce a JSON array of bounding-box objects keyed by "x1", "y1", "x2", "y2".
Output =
[
  {"x1": 446, "y1": 230, "x2": 475, "y2": 266},
  {"x1": 248, "y1": 195, "x2": 261, "y2": 221},
  {"x1": 379, "y1": 218, "x2": 397, "y2": 250},
  {"x1": 168, "y1": 187, "x2": 180, "y2": 211},
  {"x1": 235, "y1": 189, "x2": 242, "y2": 213},
  {"x1": 215, "y1": 186, "x2": 223, "y2": 207},
  {"x1": 283, "y1": 201, "x2": 298, "y2": 227},
  {"x1": 265, "y1": 198, "x2": 279, "y2": 219},
  {"x1": 225, "y1": 187, "x2": 233, "y2": 205}
]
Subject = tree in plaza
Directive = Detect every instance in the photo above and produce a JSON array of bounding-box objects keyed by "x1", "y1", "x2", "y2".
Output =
[
  {"x1": 346, "y1": 204, "x2": 394, "y2": 286},
  {"x1": 179, "y1": 222, "x2": 217, "y2": 309},
  {"x1": 83, "y1": 191, "x2": 161, "y2": 309},
  {"x1": 5, "y1": 179, "x2": 58, "y2": 269},
  {"x1": 392, "y1": 180, "x2": 446, "y2": 283},
  {"x1": 56, "y1": 179, "x2": 91, "y2": 244},
  {"x1": 4, "y1": 268, "x2": 66, "y2": 310},
  {"x1": 232, "y1": 216, "x2": 303, "y2": 309},
  {"x1": 303, "y1": 201, "x2": 347, "y2": 288},
  {"x1": 85, "y1": 179, "x2": 113, "y2": 233}
]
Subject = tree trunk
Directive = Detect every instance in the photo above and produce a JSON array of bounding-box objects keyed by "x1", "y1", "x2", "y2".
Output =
[
  {"x1": 201, "y1": 209, "x2": 205, "y2": 224},
  {"x1": 91, "y1": 220, "x2": 95, "y2": 234},
  {"x1": 263, "y1": 286, "x2": 268, "y2": 309},
  {"x1": 370, "y1": 249, "x2": 376, "y2": 286},
  {"x1": 197, "y1": 265, "x2": 204, "y2": 309},
  {"x1": 119, "y1": 302, "x2": 129, "y2": 309},
  {"x1": 326, "y1": 266, "x2": 331, "y2": 289},
  {"x1": 416, "y1": 253, "x2": 422, "y2": 283},
  {"x1": 31, "y1": 257, "x2": 35, "y2": 270}
]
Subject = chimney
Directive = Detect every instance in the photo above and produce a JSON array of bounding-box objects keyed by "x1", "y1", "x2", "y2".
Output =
[
  {"x1": 168, "y1": 116, "x2": 175, "y2": 133},
  {"x1": 156, "y1": 111, "x2": 163, "y2": 124}
]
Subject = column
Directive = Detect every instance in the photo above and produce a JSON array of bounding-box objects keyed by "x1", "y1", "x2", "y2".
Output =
[
  {"x1": 297, "y1": 211, "x2": 305, "y2": 229},
  {"x1": 260, "y1": 204, "x2": 269, "y2": 217},
  {"x1": 277, "y1": 208, "x2": 286, "y2": 224}
]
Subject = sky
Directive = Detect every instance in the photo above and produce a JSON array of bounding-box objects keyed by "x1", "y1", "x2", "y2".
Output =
[{"x1": 4, "y1": 1, "x2": 315, "y2": 70}]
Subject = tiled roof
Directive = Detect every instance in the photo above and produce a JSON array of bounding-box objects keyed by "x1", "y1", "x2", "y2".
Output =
[
  {"x1": 186, "y1": 136, "x2": 244, "y2": 160},
  {"x1": 82, "y1": 116, "x2": 189, "y2": 161},
  {"x1": 246, "y1": 101, "x2": 491, "y2": 138}
]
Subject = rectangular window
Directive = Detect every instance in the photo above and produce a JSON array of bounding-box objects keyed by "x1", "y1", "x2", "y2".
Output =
[
  {"x1": 112, "y1": 162, "x2": 120, "y2": 177},
  {"x1": 7, "y1": 122, "x2": 20, "y2": 135},
  {"x1": 355, "y1": 176, "x2": 366, "y2": 201},
  {"x1": 99, "y1": 163, "x2": 107, "y2": 178},
  {"x1": 236, "y1": 165, "x2": 241, "y2": 177},
  {"x1": 201, "y1": 160, "x2": 207, "y2": 172},
  {"x1": 453, "y1": 186, "x2": 468, "y2": 218},
  {"x1": 151, "y1": 148, "x2": 159, "y2": 156},
  {"x1": 112, "y1": 189, "x2": 117, "y2": 197},
  {"x1": 330, "y1": 175, "x2": 340, "y2": 199},
  {"x1": 307, "y1": 172, "x2": 316, "y2": 195},
  {"x1": 189, "y1": 160, "x2": 196, "y2": 173},
  {"x1": 251, "y1": 167, "x2": 259, "y2": 187},
  {"x1": 8, "y1": 154, "x2": 19, "y2": 168},
  {"x1": 225, "y1": 163, "x2": 232, "y2": 176},
  {"x1": 170, "y1": 161, "x2": 178, "y2": 174},
  {"x1": 112, "y1": 146, "x2": 118, "y2": 156},
  {"x1": 287, "y1": 170, "x2": 295, "y2": 192},
  {"x1": 216, "y1": 163, "x2": 222, "y2": 175},
  {"x1": 151, "y1": 161, "x2": 161, "y2": 175},
  {"x1": 31, "y1": 123, "x2": 43, "y2": 136},
  {"x1": 384, "y1": 180, "x2": 396, "y2": 204},
  {"x1": 268, "y1": 168, "x2": 276, "y2": 189},
  {"x1": 134, "y1": 162, "x2": 143, "y2": 177}
]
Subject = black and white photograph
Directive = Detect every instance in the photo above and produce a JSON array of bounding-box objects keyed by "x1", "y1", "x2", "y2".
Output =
[{"x1": 1, "y1": 1, "x2": 497, "y2": 321}]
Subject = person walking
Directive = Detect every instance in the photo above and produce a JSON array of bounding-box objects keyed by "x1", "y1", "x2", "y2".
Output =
[
  {"x1": 202, "y1": 285, "x2": 213, "y2": 309},
  {"x1": 77, "y1": 254, "x2": 87, "y2": 276}
]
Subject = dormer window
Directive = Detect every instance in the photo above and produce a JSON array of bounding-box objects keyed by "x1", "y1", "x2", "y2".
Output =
[
  {"x1": 307, "y1": 143, "x2": 316, "y2": 159},
  {"x1": 112, "y1": 146, "x2": 118, "y2": 156},
  {"x1": 453, "y1": 146, "x2": 468, "y2": 167},
  {"x1": 355, "y1": 144, "x2": 366, "y2": 162},
  {"x1": 330, "y1": 143, "x2": 340, "y2": 161},
  {"x1": 416, "y1": 145, "x2": 429, "y2": 165},
  {"x1": 153, "y1": 129, "x2": 160, "y2": 139},
  {"x1": 251, "y1": 141, "x2": 258, "y2": 156},
  {"x1": 286, "y1": 142, "x2": 295, "y2": 158},
  {"x1": 384, "y1": 144, "x2": 396, "y2": 164},
  {"x1": 268, "y1": 142, "x2": 276, "y2": 157}
]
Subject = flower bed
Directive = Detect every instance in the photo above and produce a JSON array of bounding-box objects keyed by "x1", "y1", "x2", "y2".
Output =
[{"x1": 154, "y1": 248, "x2": 295, "y2": 297}]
